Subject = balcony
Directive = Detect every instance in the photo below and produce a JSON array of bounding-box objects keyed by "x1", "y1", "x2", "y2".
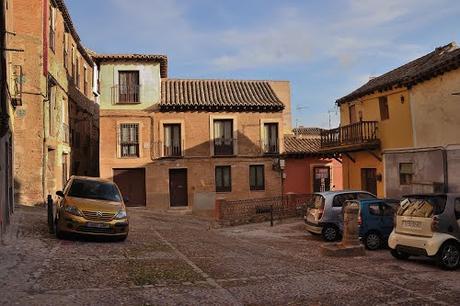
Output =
[
  {"x1": 111, "y1": 85, "x2": 141, "y2": 104},
  {"x1": 214, "y1": 138, "x2": 235, "y2": 156},
  {"x1": 262, "y1": 139, "x2": 279, "y2": 155},
  {"x1": 320, "y1": 121, "x2": 380, "y2": 153},
  {"x1": 154, "y1": 141, "x2": 184, "y2": 158}
]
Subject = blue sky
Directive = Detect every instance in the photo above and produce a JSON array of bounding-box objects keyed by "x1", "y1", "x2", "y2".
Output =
[{"x1": 66, "y1": 0, "x2": 460, "y2": 128}]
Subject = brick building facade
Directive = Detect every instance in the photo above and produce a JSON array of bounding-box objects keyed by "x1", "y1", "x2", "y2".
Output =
[
  {"x1": 10, "y1": 0, "x2": 99, "y2": 205},
  {"x1": 96, "y1": 55, "x2": 291, "y2": 210}
]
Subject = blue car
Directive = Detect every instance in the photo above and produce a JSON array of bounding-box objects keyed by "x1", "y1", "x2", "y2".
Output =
[{"x1": 344, "y1": 199, "x2": 397, "y2": 250}]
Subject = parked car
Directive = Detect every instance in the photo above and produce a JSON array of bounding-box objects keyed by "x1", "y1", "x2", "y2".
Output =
[
  {"x1": 388, "y1": 193, "x2": 460, "y2": 270},
  {"x1": 304, "y1": 190, "x2": 377, "y2": 241},
  {"x1": 344, "y1": 199, "x2": 396, "y2": 250},
  {"x1": 54, "y1": 176, "x2": 129, "y2": 240}
]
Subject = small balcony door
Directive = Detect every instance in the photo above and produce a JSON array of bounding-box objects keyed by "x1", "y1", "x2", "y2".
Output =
[
  {"x1": 164, "y1": 124, "x2": 182, "y2": 157},
  {"x1": 313, "y1": 166, "x2": 331, "y2": 192},
  {"x1": 118, "y1": 71, "x2": 140, "y2": 103},
  {"x1": 263, "y1": 123, "x2": 279, "y2": 154},
  {"x1": 214, "y1": 119, "x2": 234, "y2": 155}
]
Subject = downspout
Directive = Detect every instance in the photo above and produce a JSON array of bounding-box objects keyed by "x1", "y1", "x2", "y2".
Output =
[{"x1": 442, "y1": 148, "x2": 448, "y2": 193}]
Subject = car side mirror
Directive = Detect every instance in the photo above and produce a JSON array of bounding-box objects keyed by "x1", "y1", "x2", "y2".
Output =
[{"x1": 56, "y1": 191, "x2": 65, "y2": 198}]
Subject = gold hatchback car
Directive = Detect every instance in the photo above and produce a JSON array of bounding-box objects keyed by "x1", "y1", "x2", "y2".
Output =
[{"x1": 54, "y1": 176, "x2": 129, "y2": 240}]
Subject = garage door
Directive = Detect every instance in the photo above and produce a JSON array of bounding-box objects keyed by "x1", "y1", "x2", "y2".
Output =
[{"x1": 113, "y1": 168, "x2": 146, "y2": 207}]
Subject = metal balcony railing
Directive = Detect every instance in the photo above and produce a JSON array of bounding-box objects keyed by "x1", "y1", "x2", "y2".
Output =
[
  {"x1": 111, "y1": 84, "x2": 141, "y2": 104},
  {"x1": 262, "y1": 138, "x2": 279, "y2": 155},
  {"x1": 214, "y1": 138, "x2": 236, "y2": 156},
  {"x1": 320, "y1": 121, "x2": 379, "y2": 149}
]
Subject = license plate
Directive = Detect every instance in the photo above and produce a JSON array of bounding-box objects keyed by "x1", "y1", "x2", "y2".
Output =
[
  {"x1": 402, "y1": 220, "x2": 422, "y2": 228},
  {"x1": 86, "y1": 222, "x2": 110, "y2": 228}
]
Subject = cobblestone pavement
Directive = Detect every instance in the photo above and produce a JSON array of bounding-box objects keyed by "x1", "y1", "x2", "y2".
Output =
[{"x1": 1, "y1": 205, "x2": 459, "y2": 305}]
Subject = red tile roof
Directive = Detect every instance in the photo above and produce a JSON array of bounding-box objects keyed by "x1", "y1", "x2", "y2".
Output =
[
  {"x1": 91, "y1": 53, "x2": 168, "y2": 78},
  {"x1": 160, "y1": 79, "x2": 284, "y2": 112},
  {"x1": 337, "y1": 42, "x2": 460, "y2": 105},
  {"x1": 284, "y1": 135, "x2": 321, "y2": 155}
]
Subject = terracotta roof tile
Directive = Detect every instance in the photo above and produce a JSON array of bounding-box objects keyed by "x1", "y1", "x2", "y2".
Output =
[
  {"x1": 91, "y1": 53, "x2": 168, "y2": 78},
  {"x1": 292, "y1": 127, "x2": 323, "y2": 137},
  {"x1": 337, "y1": 42, "x2": 460, "y2": 104},
  {"x1": 160, "y1": 79, "x2": 284, "y2": 112},
  {"x1": 284, "y1": 135, "x2": 321, "y2": 155}
]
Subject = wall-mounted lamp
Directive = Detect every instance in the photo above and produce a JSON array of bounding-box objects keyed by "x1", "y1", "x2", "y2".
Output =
[
  {"x1": 400, "y1": 95, "x2": 405, "y2": 104},
  {"x1": 376, "y1": 173, "x2": 383, "y2": 182}
]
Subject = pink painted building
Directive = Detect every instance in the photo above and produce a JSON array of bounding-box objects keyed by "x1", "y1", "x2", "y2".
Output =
[{"x1": 283, "y1": 127, "x2": 342, "y2": 194}]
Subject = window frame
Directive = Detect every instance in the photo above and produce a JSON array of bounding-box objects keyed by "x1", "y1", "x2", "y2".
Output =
[
  {"x1": 263, "y1": 122, "x2": 279, "y2": 154},
  {"x1": 249, "y1": 165, "x2": 265, "y2": 191},
  {"x1": 399, "y1": 163, "x2": 413, "y2": 185},
  {"x1": 119, "y1": 123, "x2": 140, "y2": 158},
  {"x1": 213, "y1": 119, "x2": 234, "y2": 156},
  {"x1": 118, "y1": 70, "x2": 140, "y2": 103},
  {"x1": 163, "y1": 123, "x2": 182, "y2": 157},
  {"x1": 49, "y1": 5, "x2": 56, "y2": 53},
  {"x1": 215, "y1": 166, "x2": 232, "y2": 193},
  {"x1": 379, "y1": 96, "x2": 390, "y2": 120}
]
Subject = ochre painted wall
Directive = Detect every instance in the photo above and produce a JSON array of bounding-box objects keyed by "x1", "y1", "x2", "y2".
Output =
[
  {"x1": 410, "y1": 68, "x2": 460, "y2": 147},
  {"x1": 342, "y1": 151, "x2": 384, "y2": 197}
]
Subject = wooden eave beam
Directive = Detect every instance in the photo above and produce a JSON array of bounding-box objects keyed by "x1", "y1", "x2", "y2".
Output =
[{"x1": 366, "y1": 149, "x2": 382, "y2": 162}]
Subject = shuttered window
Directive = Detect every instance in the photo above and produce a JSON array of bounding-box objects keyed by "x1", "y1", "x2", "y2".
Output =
[
  {"x1": 214, "y1": 119, "x2": 233, "y2": 155},
  {"x1": 250, "y1": 165, "x2": 265, "y2": 191},
  {"x1": 263, "y1": 123, "x2": 278, "y2": 154},
  {"x1": 118, "y1": 71, "x2": 140, "y2": 103},
  {"x1": 164, "y1": 124, "x2": 181, "y2": 157},
  {"x1": 379, "y1": 96, "x2": 390, "y2": 120},
  {"x1": 215, "y1": 166, "x2": 231, "y2": 192},
  {"x1": 119, "y1": 124, "x2": 139, "y2": 157}
]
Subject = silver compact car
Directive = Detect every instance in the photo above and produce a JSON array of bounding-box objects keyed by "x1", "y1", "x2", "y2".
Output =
[{"x1": 304, "y1": 190, "x2": 377, "y2": 241}]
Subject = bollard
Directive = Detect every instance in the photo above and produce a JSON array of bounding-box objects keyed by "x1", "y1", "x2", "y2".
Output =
[
  {"x1": 342, "y1": 202, "x2": 360, "y2": 246},
  {"x1": 47, "y1": 194, "x2": 55, "y2": 234},
  {"x1": 270, "y1": 203, "x2": 273, "y2": 227}
]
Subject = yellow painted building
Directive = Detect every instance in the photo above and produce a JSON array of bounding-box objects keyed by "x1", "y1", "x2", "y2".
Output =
[{"x1": 320, "y1": 42, "x2": 460, "y2": 198}]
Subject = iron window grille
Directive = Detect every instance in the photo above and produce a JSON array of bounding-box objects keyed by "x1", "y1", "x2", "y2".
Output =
[{"x1": 120, "y1": 123, "x2": 140, "y2": 157}]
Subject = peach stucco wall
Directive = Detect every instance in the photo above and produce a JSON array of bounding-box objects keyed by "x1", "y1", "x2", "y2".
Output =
[{"x1": 284, "y1": 158, "x2": 342, "y2": 194}]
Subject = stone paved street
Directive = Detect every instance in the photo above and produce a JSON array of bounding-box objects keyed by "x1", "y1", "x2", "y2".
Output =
[{"x1": 1, "y1": 205, "x2": 459, "y2": 306}]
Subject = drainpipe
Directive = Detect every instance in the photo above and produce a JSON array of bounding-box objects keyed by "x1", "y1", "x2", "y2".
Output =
[{"x1": 442, "y1": 148, "x2": 448, "y2": 193}]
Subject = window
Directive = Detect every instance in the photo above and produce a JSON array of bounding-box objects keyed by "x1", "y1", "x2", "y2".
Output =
[
  {"x1": 118, "y1": 71, "x2": 140, "y2": 103},
  {"x1": 119, "y1": 124, "x2": 139, "y2": 157},
  {"x1": 164, "y1": 124, "x2": 181, "y2": 157},
  {"x1": 379, "y1": 96, "x2": 389, "y2": 120},
  {"x1": 71, "y1": 46, "x2": 76, "y2": 81},
  {"x1": 349, "y1": 104, "x2": 357, "y2": 123},
  {"x1": 263, "y1": 123, "x2": 278, "y2": 154},
  {"x1": 63, "y1": 32, "x2": 69, "y2": 69},
  {"x1": 214, "y1": 119, "x2": 234, "y2": 155},
  {"x1": 368, "y1": 204, "x2": 381, "y2": 216},
  {"x1": 399, "y1": 163, "x2": 413, "y2": 185},
  {"x1": 249, "y1": 165, "x2": 265, "y2": 190},
  {"x1": 455, "y1": 199, "x2": 460, "y2": 220},
  {"x1": 49, "y1": 5, "x2": 56, "y2": 52},
  {"x1": 83, "y1": 66, "x2": 88, "y2": 95},
  {"x1": 332, "y1": 193, "x2": 356, "y2": 207},
  {"x1": 75, "y1": 57, "x2": 80, "y2": 87},
  {"x1": 381, "y1": 204, "x2": 395, "y2": 216},
  {"x1": 47, "y1": 79, "x2": 56, "y2": 136},
  {"x1": 215, "y1": 166, "x2": 231, "y2": 192}
]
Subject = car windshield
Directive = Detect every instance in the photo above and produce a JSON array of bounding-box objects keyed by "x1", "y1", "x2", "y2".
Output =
[
  {"x1": 397, "y1": 195, "x2": 446, "y2": 217},
  {"x1": 67, "y1": 179, "x2": 122, "y2": 202},
  {"x1": 310, "y1": 194, "x2": 325, "y2": 209}
]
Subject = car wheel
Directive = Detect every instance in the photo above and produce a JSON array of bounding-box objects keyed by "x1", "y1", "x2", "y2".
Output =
[
  {"x1": 364, "y1": 231, "x2": 382, "y2": 250},
  {"x1": 390, "y1": 248, "x2": 410, "y2": 260},
  {"x1": 322, "y1": 225, "x2": 339, "y2": 242},
  {"x1": 436, "y1": 241, "x2": 460, "y2": 270}
]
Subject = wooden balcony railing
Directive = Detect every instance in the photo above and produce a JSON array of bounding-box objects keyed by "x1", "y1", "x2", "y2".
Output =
[
  {"x1": 111, "y1": 84, "x2": 141, "y2": 104},
  {"x1": 320, "y1": 121, "x2": 379, "y2": 151}
]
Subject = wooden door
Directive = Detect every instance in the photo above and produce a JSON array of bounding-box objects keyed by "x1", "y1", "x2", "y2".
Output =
[
  {"x1": 169, "y1": 169, "x2": 188, "y2": 207},
  {"x1": 113, "y1": 168, "x2": 146, "y2": 206},
  {"x1": 313, "y1": 166, "x2": 331, "y2": 192},
  {"x1": 361, "y1": 168, "x2": 377, "y2": 196}
]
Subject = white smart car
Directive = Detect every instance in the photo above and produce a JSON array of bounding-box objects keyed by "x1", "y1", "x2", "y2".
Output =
[{"x1": 388, "y1": 193, "x2": 460, "y2": 270}]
